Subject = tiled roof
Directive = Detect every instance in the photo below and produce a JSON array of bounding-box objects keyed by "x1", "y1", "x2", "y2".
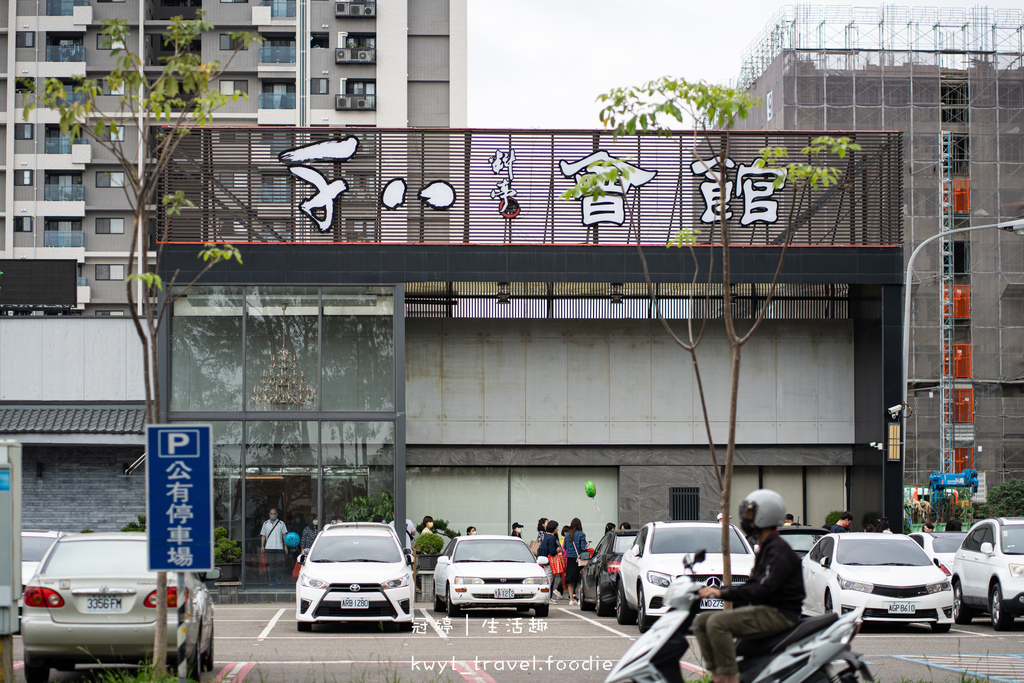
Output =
[{"x1": 0, "y1": 408, "x2": 145, "y2": 435}]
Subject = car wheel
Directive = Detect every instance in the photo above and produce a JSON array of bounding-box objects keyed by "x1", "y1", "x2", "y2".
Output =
[
  {"x1": 535, "y1": 603, "x2": 550, "y2": 618},
  {"x1": 824, "y1": 590, "x2": 835, "y2": 615},
  {"x1": 434, "y1": 588, "x2": 446, "y2": 613},
  {"x1": 930, "y1": 622, "x2": 952, "y2": 633},
  {"x1": 990, "y1": 583, "x2": 1014, "y2": 631},
  {"x1": 201, "y1": 623, "x2": 215, "y2": 672},
  {"x1": 616, "y1": 581, "x2": 637, "y2": 625},
  {"x1": 23, "y1": 663, "x2": 49, "y2": 683},
  {"x1": 447, "y1": 585, "x2": 462, "y2": 618},
  {"x1": 596, "y1": 583, "x2": 614, "y2": 617},
  {"x1": 297, "y1": 620, "x2": 312, "y2": 632},
  {"x1": 953, "y1": 581, "x2": 975, "y2": 624},
  {"x1": 637, "y1": 585, "x2": 654, "y2": 634}
]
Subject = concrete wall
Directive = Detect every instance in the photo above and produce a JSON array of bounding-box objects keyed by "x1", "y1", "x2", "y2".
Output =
[
  {"x1": 0, "y1": 318, "x2": 145, "y2": 401},
  {"x1": 406, "y1": 318, "x2": 855, "y2": 446}
]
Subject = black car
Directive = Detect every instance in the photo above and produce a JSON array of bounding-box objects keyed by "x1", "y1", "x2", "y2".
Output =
[
  {"x1": 579, "y1": 529, "x2": 638, "y2": 616},
  {"x1": 775, "y1": 526, "x2": 826, "y2": 557}
]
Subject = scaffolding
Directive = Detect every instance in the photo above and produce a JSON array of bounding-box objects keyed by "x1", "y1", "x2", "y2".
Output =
[{"x1": 737, "y1": 5, "x2": 1024, "y2": 88}]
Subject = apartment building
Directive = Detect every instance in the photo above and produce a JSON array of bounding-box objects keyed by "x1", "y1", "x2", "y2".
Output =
[
  {"x1": 1, "y1": 0, "x2": 467, "y2": 314},
  {"x1": 735, "y1": 5, "x2": 1024, "y2": 493}
]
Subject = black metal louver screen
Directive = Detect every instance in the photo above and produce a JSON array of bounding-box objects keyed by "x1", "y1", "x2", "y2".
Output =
[{"x1": 669, "y1": 487, "x2": 700, "y2": 521}]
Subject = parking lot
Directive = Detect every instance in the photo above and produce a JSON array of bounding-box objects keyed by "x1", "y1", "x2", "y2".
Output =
[{"x1": 13, "y1": 601, "x2": 1024, "y2": 683}]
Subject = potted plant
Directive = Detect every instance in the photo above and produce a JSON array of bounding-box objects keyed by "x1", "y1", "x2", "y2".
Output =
[
  {"x1": 414, "y1": 531, "x2": 445, "y2": 571},
  {"x1": 214, "y1": 526, "x2": 242, "y2": 581}
]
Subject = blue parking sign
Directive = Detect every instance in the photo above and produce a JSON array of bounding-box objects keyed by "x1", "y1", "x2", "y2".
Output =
[{"x1": 146, "y1": 425, "x2": 214, "y2": 572}]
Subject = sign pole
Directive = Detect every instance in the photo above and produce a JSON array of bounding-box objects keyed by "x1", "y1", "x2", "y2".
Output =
[{"x1": 177, "y1": 571, "x2": 186, "y2": 683}]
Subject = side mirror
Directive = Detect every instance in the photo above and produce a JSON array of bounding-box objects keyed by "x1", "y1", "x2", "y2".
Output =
[
  {"x1": 537, "y1": 555, "x2": 549, "y2": 566},
  {"x1": 980, "y1": 542, "x2": 994, "y2": 555},
  {"x1": 753, "y1": 544, "x2": 760, "y2": 554},
  {"x1": 627, "y1": 546, "x2": 640, "y2": 558},
  {"x1": 819, "y1": 556, "x2": 829, "y2": 568},
  {"x1": 933, "y1": 558, "x2": 941, "y2": 567},
  {"x1": 693, "y1": 549, "x2": 706, "y2": 564},
  {"x1": 296, "y1": 554, "x2": 305, "y2": 566},
  {"x1": 204, "y1": 567, "x2": 221, "y2": 581},
  {"x1": 405, "y1": 552, "x2": 414, "y2": 566},
  {"x1": 435, "y1": 556, "x2": 450, "y2": 566}
]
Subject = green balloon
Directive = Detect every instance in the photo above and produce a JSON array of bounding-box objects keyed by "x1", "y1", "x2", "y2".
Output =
[{"x1": 585, "y1": 481, "x2": 597, "y2": 498}]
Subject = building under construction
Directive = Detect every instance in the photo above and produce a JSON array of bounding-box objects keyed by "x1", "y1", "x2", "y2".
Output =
[{"x1": 737, "y1": 5, "x2": 1024, "y2": 504}]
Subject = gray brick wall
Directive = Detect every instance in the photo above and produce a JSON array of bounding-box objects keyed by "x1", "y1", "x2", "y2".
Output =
[{"x1": 22, "y1": 445, "x2": 146, "y2": 533}]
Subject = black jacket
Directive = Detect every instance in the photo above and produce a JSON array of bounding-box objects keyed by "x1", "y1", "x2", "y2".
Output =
[{"x1": 718, "y1": 531, "x2": 805, "y2": 623}]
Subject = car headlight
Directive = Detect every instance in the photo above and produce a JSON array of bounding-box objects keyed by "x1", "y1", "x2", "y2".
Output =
[
  {"x1": 523, "y1": 577, "x2": 547, "y2": 585},
  {"x1": 301, "y1": 575, "x2": 327, "y2": 589},
  {"x1": 453, "y1": 577, "x2": 484, "y2": 584},
  {"x1": 927, "y1": 580, "x2": 951, "y2": 594},
  {"x1": 382, "y1": 576, "x2": 410, "y2": 590},
  {"x1": 1009, "y1": 564, "x2": 1024, "y2": 578},
  {"x1": 646, "y1": 571, "x2": 672, "y2": 588},
  {"x1": 837, "y1": 576, "x2": 873, "y2": 593}
]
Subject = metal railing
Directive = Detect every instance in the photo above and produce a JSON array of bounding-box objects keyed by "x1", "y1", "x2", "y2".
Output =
[
  {"x1": 258, "y1": 45, "x2": 296, "y2": 63},
  {"x1": 45, "y1": 0, "x2": 88, "y2": 15},
  {"x1": 260, "y1": 0, "x2": 295, "y2": 16},
  {"x1": 259, "y1": 92, "x2": 296, "y2": 109},
  {"x1": 44, "y1": 137, "x2": 88, "y2": 154},
  {"x1": 45, "y1": 45, "x2": 86, "y2": 62},
  {"x1": 44, "y1": 185, "x2": 85, "y2": 202},
  {"x1": 77, "y1": 277, "x2": 88, "y2": 286},
  {"x1": 44, "y1": 231, "x2": 85, "y2": 247}
]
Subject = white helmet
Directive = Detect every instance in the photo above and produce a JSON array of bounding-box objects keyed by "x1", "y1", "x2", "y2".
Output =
[{"x1": 738, "y1": 489, "x2": 786, "y2": 535}]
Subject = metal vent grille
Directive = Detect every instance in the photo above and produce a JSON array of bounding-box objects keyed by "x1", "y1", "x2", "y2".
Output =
[{"x1": 669, "y1": 487, "x2": 700, "y2": 521}]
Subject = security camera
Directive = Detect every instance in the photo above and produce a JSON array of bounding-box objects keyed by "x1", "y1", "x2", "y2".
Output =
[{"x1": 887, "y1": 404, "x2": 904, "y2": 420}]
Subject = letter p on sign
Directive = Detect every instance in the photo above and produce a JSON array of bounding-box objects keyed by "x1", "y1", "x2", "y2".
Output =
[{"x1": 158, "y1": 429, "x2": 201, "y2": 458}]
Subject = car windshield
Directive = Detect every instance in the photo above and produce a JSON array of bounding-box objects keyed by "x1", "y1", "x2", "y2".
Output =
[
  {"x1": 931, "y1": 533, "x2": 967, "y2": 553},
  {"x1": 453, "y1": 539, "x2": 535, "y2": 563},
  {"x1": 1000, "y1": 526, "x2": 1024, "y2": 555},
  {"x1": 613, "y1": 535, "x2": 636, "y2": 553},
  {"x1": 836, "y1": 537, "x2": 931, "y2": 566},
  {"x1": 43, "y1": 540, "x2": 151, "y2": 576},
  {"x1": 309, "y1": 535, "x2": 402, "y2": 563},
  {"x1": 22, "y1": 536, "x2": 57, "y2": 563},
  {"x1": 779, "y1": 532, "x2": 823, "y2": 552},
  {"x1": 649, "y1": 527, "x2": 749, "y2": 554}
]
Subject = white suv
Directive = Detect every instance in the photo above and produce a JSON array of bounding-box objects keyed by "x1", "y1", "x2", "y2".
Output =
[
  {"x1": 295, "y1": 522, "x2": 415, "y2": 631},
  {"x1": 617, "y1": 521, "x2": 755, "y2": 633},
  {"x1": 951, "y1": 517, "x2": 1024, "y2": 630}
]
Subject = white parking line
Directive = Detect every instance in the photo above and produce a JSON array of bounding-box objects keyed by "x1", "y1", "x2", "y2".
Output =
[
  {"x1": 256, "y1": 609, "x2": 286, "y2": 641},
  {"x1": 419, "y1": 608, "x2": 450, "y2": 639},
  {"x1": 557, "y1": 608, "x2": 636, "y2": 639}
]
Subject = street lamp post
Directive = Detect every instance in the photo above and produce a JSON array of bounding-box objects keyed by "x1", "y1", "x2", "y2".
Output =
[{"x1": 898, "y1": 218, "x2": 1024, "y2": 521}]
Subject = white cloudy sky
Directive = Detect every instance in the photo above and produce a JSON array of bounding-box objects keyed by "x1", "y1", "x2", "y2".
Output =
[{"x1": 467, "y1": 0, "x2": 1024, "y2": 129}]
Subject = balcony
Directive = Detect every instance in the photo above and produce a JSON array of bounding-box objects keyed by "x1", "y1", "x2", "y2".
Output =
[
  {"x1": 77, "y1": 276, "x2": 88, "y2": 286},
  {"x1": 335, "y1": 47, "x2": 376, "y2": 64},
  {"x1": 44, "y1": 184, "x2": 85, "y2": 201},
  {"x1": 44, "y1": 230, "x2": 85, "y2": 247},
  {"x1": 45, "y1": 45, "x2": 86, "y2": 62},
  {"x1": 45, "y1": 0, "x2": 88, "y2": 15},
  {"x1": 258, "y1": 45, "x2": 296, "y2": 64},
  {"x1": 259, "y1": 92, "x2": 296, "y2": 109},
  {"x1": 261, "y1": 0, "x2": 295, "y2": 16},
  {"x1": 335, "y1": 94, "x2": 376, "y2": 111},
  {"x1": 335, "y1": 1, "x2": 374, "y2": 17},
  {"x1": 44, "y1": 137, "x2": 88, "y2": 154}
]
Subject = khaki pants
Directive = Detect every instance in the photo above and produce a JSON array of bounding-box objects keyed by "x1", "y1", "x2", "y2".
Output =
[{"x1": 692, "y1": 605, "x2": 795, "y2": 675}]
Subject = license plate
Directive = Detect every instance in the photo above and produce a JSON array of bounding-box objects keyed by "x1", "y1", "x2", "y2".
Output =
[
  {"x1": 86, "y1": 596, "x2": 122, "y2": 612},
  {"x1": 700, "y1": 598, "x2": 724, "y2": 609},
  {"x1": 340, "y1": 597, "x2": 369, "y2": 609},
  {"x1": 494, "y1": 589, "x2": 515, "y2": 599},
  {"x1": 888, "y1": 602, "x2": 916, "y2": 614}
]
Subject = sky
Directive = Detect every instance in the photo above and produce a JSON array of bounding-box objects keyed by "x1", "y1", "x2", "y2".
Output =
[{"x1": 467, "y1": 0, "x2": 1024, "y2": 129}]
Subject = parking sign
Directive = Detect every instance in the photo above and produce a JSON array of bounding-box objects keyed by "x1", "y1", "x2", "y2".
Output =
[{"x1": 146, "y1": 425, "x2": 214, "y2": 572}]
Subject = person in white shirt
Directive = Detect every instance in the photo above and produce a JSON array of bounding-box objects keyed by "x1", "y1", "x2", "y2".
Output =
[{"x1": 260, "y1": 508, "x2": 288, "y2": 585}]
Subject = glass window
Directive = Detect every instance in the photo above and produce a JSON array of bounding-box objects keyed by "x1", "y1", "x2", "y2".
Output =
[
  {"x1": 246, "y1": 286, "x2": 319, "y2": 411},
  {"x1": 44, "y1": 539, "x2": 150, "y2": 575},
  {"x1": 1001, "y1": 525, "x2": 1024, "y2": 555},
  {"x1": 212, "y1": 421, "x2": 243, "y2": 553},
  {"x1": 22, "y1": 536, "x2": 57, "y2": 562},
  {"x1": 452, "y1": 538, "x2": 535, "y2": 563},
  {"x1": 96, "y1": 264, "x2": 125, "y2": 280},
  {"x1": 96, "y1": 217, "x2": 125, "y2": 234},
  {"x1": 321, "y1": 421, "x2": 394, "y2": 525},
  {"x1": 171, "y1": 286, "x2": 244, "y2": 411},
  {"x1": 931, "y1": 533, "x2": 967, "y2": 553},
  {"x1": 321, "y1": 287, "x2": 395, "y2": 411},
  {"x1": 309, "y1": 534, "x2": 402, "y2": 563},
  {"x1": 835, "y1": 537, "x2": 931, "y2": 566},
  {"x1": 648, "y1": 526, "x2": 749, "y2": 555},
  {"x1": 97, "y1": 171, "x2": 126, "y2": 188},
  {"x1": 613, "y1": 534, "x2": 636, "y2": 553}
]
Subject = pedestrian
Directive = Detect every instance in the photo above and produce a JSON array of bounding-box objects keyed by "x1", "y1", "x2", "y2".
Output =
[
  {"x1": 372, "y1": 514, "x2": 385, "y2": 523},
  {"x1": 876, "y1": 517, "x2": 892, "y2": 533},
  {"x1": 300, "y1": 515, "x2": 319, "y2": 555},
  {"x1": 784, "y1": 513, "x2": 798, "y2": 526},
  {"x1": 466, "y1": 526, "x2": 477, "y2": 535},
  {"x1": 923, "y1": 521, "x2": 935, "y2": 532},
  {"x1": 563, "y1": 517, "x2": 590, "y2": 606},
  {"x1": 537, "y1": 518, "x2": 548, "y2": 543},
  {"x1": 946, "y1": 519, "x2": 963, "y2": 531},
  {"x1": 863, "y1": 524, "x2": 876, "y2": 533},
  {"x1": 830, "y1": 512, "x2": 853, "y2": 533},
  {"x1": 619, "y1": 522, "x2": 631, "y2": 530},
  {"x1": 420, "y1": 515, "x2": 436, "y2": 534},
  {"x1": 511, "y1": 522, "x2": 525, "y2": 538},
  {"x1": 537, "y1": 520, "x2": 563, "y2": 602},
  {"x1": 605, "y1": 522, "x2": 615, "y2": 535},
  {"x1": 260, "y1": 508, "x2": 288, "y2": 585}
]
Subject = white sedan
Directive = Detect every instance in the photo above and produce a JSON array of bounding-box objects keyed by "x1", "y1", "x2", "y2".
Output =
[
  {"x1": 433, "y1": 535, "x2": 551, "y2": 617},
  {"x1": 803, "y1": 532, "x2": 953, "y2": 632},
  {"x1": 908, "y1": 531, "x2": 967, "y2": 575}
]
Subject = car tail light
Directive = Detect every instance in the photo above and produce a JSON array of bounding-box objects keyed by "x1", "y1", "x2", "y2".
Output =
[
  {"x1": 24, "y1": 586, "x2": 64, "y2": 609},
  {"x1": 144, "y1": 587, "x2": 187, "y2": 608},
  {"x1": 607, "y1": 560, "x2": 620, "y2": 574},
  {"x1": 939, "y1": 562, "x2": 951, "y2": 576}
]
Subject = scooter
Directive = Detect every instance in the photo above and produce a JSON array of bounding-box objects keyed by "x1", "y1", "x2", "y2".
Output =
[{"x1": 605, "y1": 550, "x2": 873, "y2": 683}]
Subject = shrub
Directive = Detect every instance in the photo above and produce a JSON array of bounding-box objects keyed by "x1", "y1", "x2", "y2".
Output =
[
  {"x1": 214, "y1": 526, "x2": 241, "y2": 564},
  {"x1": 80, "y1": 529, "x2": 94, "y2": 533},
  {"x1": 977, "y1": 478, "x2": 1024, "y2": 518},
  {"x1": 416, "y1": 517, "x2": 459, "y2": 539},
  {"x1": 824, "y1": 510, "x2": 842, "y2": 528},
  {"x1": 415, "y1": 532, "x2": 444, "y2": 554},
  {"x1": 121, "y1": 515, "x2": 146, "y2": 532},
  {"x1": 344, "y1": 491, "x2": 394, "y2": 522}
]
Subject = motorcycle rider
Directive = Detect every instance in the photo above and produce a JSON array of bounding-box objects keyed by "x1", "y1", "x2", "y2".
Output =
[{"x1": 693, "y1": 490, "x2": 805, "y2": 683}]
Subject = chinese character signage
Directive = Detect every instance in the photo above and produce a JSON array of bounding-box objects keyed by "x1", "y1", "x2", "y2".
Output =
[{"x1": 146, "y1": 425, "x2": 214, "y2": 572}]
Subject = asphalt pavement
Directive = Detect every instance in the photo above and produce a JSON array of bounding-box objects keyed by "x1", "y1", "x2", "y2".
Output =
[{"x1": 13, "y1": 601, "x2": 1024, "y2": 682}]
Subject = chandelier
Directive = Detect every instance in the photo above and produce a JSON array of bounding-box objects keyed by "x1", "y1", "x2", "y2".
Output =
[{"x1": 251, "y1": 347, "x2": 315, "y2": 407}]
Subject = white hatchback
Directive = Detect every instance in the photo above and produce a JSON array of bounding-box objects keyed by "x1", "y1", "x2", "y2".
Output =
[
  {"x1": 616, "y1": 521, "x2": 755, "y2": 633},
  {"x1": 295, "y1": 523, "x2": 415, "y2": 631},
  {"x1": 803, "y1": 532, "x2": 952, "y2": 632}
]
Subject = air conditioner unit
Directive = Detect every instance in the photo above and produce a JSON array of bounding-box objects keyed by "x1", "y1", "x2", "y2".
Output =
[
  {"x1": 356, "y1": 98, "x2": 368, "y2": 109},
  {"x1": 361, "y1": 5, "x2": 375, "y2": 16},
  {"x1": 357, "y1": 50, "x2": 371, "y2": 61}
]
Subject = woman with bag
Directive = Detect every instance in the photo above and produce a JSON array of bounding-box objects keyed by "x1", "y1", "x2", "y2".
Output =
[
  {"x1": 563, "y1": 517, "x2": 589, "y2": 606},
  {"x1": 537, "y1": 519, "x2": 562, "y2": 603}
]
